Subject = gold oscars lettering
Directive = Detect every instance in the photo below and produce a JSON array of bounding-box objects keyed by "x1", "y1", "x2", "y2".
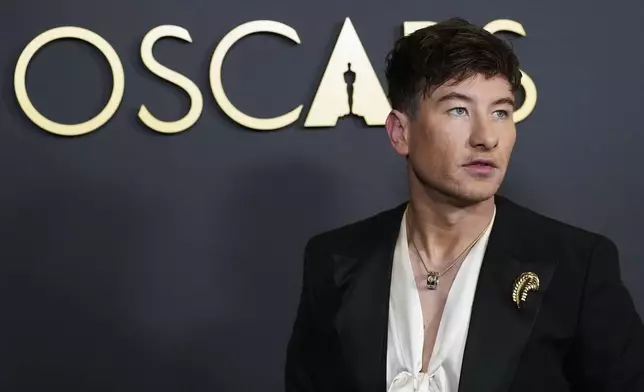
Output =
[
  {"x1": 14, "y1": 26, "x2": 125, "y2": 136},
  {"x1": 13, "y1": 18, "x2": 538, "y2": 136},
  {"x1": 209, "y1": 20, "x2": 303, "y2": 131},
  {"x1": 139, "y1": 25, "x2": 204, "y2": 134}
]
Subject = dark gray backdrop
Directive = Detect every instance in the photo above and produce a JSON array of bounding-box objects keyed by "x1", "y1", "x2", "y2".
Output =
[{"x1": 1, "y1": 0, "x2": 643, "y2": 391}]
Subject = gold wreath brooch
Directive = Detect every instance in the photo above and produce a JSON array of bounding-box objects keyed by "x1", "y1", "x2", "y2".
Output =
[{"x1": 512, "y1": 272, "x2": 540, "y2": 309}]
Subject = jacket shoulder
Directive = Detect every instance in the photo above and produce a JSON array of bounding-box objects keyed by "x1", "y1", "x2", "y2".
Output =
[
  {"x1": 304, "y1": 202, "x2": 406, "y2": 257},
  {"x1": 497, "y1": 195, "x2": 614, "y2": 253}
]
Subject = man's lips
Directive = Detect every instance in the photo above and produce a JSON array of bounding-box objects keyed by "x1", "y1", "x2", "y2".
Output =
[
  {"x1": 464, "y1": 158, "x2": 497, "y2": 168},
  {"x1": 463, "y1": 158, "x2": 498, "y2": 176}
]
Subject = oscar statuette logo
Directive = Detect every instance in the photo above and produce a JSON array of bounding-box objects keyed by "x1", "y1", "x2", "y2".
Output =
[
  {"x1": 304, "y1": 18, "x2": 390, "y2": 128},
  {"x1": 13, "y1": 18, "x2": 537, "y2": 137}
]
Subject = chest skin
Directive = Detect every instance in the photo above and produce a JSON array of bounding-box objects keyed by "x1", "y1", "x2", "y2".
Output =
[{"x1": 408, "y1": 249, "x2": 464, "y2": 372}]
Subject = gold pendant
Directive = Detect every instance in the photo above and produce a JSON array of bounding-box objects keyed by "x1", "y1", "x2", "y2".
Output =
[{"x1": 426, "y1": 272, "x2": 439, "y2": 290}]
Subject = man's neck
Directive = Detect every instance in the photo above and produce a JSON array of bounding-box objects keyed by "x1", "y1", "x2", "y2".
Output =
[{"x1": 406, "y1": 186, "x2": 495, "y2": 269}]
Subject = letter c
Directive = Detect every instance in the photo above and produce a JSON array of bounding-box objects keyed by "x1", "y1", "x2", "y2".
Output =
[
  {"x1": 209, "y1": 21, "x2": 302, "y2": 131},
  {"x1": 14, "y1": 26, "x2": 124, "y2": 136}
]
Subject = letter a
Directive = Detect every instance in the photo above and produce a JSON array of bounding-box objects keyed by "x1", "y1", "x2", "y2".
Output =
[{"x1": 304, "y1": 18, "x2": 390, "y2": 127}]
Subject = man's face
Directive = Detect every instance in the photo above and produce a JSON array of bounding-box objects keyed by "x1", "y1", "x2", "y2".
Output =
[{"x1": 386, "y1": 74, "x2": 517, "y2": 204}]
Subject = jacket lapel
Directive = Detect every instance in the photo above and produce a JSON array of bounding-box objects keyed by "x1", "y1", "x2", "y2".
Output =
[
  {"x1": 458, "y1": 195, "x2": 559, "y2": 392},
  {"x1": 332, "y1": 204, "x2": 406, "y2": 392}
]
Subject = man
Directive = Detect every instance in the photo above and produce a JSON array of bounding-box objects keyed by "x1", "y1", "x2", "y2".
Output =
[{"x1": 285, "y1": 18, "x2": 644, "y2": 392}]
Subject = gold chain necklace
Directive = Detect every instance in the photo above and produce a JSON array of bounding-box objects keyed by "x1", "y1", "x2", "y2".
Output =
[{"x1": 406, "y1": 215, "x2": 492, "y2": 290}]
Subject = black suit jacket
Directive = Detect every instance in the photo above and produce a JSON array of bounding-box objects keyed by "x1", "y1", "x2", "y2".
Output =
[{"x1": 285, "y1": 195, "x2": 644, "y2": 392}]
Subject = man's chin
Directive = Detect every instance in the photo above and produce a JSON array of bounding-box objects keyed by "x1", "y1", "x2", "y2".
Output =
[
  {"x1": 446, "y1": 184, "x2": 500, "y2": 206},
  {"x1": 459, "y1": 193, "x2": 496, "y2": 205},
  {"x1": 416, "y1": 176, "x2": 500, "y2": 206}
]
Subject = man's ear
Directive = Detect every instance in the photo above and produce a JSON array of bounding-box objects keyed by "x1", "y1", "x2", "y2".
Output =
[{"x1": 385, "y1": 109, "x2": 410, "y2": 156}]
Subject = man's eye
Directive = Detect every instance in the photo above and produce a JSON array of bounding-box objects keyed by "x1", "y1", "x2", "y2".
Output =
[
  {"x1": 493, "y1": 110, "x2": 509, "y2": 119},
  {"x1": 449, "y1": 107, "x2": 468, "y2": 116}
]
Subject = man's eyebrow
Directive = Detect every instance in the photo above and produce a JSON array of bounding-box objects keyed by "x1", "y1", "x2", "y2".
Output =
[
  {"x1": 436, "y1": 92, "x2": 516, "y2": 107},
  {"x1": 493, "y1": 97, "x2": 516, "y2": 107},
  {"x1": 435, "y1": 92, "x2": 473, "y2": 103}
]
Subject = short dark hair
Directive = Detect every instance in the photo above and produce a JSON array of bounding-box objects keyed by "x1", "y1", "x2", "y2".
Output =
[{"x1": 385, "y1": 17, "x2": 522, "y2": 116}]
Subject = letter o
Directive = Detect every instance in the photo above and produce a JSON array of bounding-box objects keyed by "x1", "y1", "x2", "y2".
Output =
[{"x1": 14, "y1": 26, "x2": 124, "y2": 136}]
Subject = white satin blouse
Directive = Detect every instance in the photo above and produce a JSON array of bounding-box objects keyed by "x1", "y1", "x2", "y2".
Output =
[{"x1": 386, "y1": 207, "x2": 496, "y2": 392}]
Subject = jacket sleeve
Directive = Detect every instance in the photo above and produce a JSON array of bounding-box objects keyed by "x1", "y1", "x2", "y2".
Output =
[
  {"x1": 568, "y1": 235, "x2": 644, "y2": 391},
  {"x1": 284, "y1": 239, "x2": 334, "y2": 392}
]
